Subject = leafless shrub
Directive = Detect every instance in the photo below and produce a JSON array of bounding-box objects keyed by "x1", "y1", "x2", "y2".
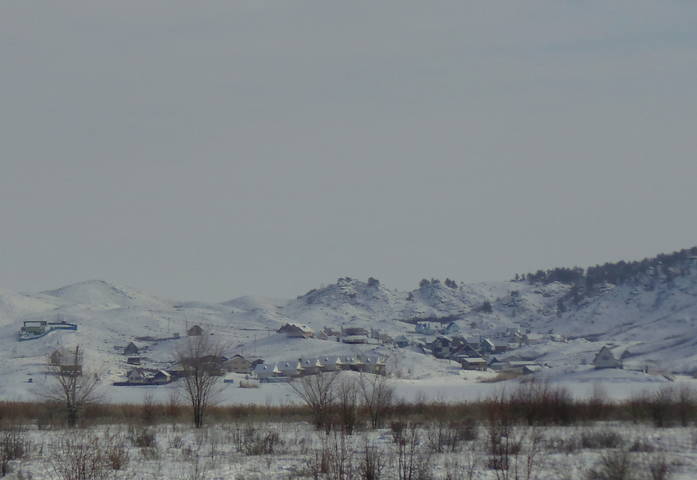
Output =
[
  {"x1": 586, "y1": 450, "x2": 635, "y2": 480},
  {"x1": 444, "y1": 450, "x2": 479, "y2": 480},
  {"x1": 50, "y1": 432, "x2": 114, "y2": 480},
  {"x1": 170, "y1": 434, "x2": 185, "y2": 449},
  {"x1": 177, "y1": 335, "x2": 225, "y2": 428},
  {"x1": 675, "y1": 384, "x2": 696, "y2": 427},
  {"x1": 290, "y1": 372, "x2": 340, "y2": 432},
  {"x1": 103, "y1": 431, "x2": 129, "y2": 471},
  {"x1": 335, "y1": 376, "x2": 360, "y2": 435},
  {"x1": 358, "y1": 440, "x2": 385, "y2": 480},
  {"x1": 390, "y1": 421, "x2": 406, "y2": 444},
  {"x1": 580, "y1": 430, "x2": 625, "y2": 450},
  {"x1": 511, "y1": 378, "x2": 574, "y2": 426},
  {"x1": 131, "y1": 427, "x2": 157, "y2": 448},
  {"x1": 650, "y1": 387, "x2": 675, "y2": 428},
  {"x1": 238, "y1": 424, "x2": 281, "y2": 455},
  {"x1": 42, "y1": 346, "x2": 101, "y2": 427},
  {"x1": 395, "y1": 424, "x2": 432, "y2": 480},
  {"x1": 545, "y1": 435, "x2": 581, "y2": 454},
  {"x1": 425, "y1": 420, "x2": 472, "y2": 453},
  {"x1": 141, "y1": 392, "x2": 156, "y2": 425},
  {"x1": 181, "y1": 454, "x2": 208, "y2": 480},
  {"x1": 643, "y1": 453, "x2": 673, "y2": 480},
  {"x1": 307, "y1": 431, "x2": 356, "y2": 480},
  {"x1": 358, "y1": 373, "x2": 394, "y2": 430},
  {"x1": 0, "y1": 424, "x2": 29, "y2": 477},
  {"x1": 629, "y1": 437, "x2": 658, "y2": 453}
]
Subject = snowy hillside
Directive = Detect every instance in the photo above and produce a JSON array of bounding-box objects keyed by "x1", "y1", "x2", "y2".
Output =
[{"x1": 2, "y1": 247, "x2": 697, "y2": 403}]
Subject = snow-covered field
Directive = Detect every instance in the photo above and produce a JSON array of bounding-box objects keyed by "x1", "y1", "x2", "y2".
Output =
[{"x1": 3, "y1": 420, "x2": 697, "y2": 479}]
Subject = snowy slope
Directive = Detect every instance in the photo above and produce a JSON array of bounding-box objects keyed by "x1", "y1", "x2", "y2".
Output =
[{"x1": 2, "y1": 247, "x2": 697, "y2": 403}]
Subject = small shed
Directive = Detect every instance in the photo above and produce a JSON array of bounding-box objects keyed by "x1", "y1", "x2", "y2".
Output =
[{"x1": 394, "y1": 335, "x2": 410, "y2": 348}]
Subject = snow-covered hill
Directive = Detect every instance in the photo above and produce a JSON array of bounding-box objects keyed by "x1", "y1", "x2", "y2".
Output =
[{"x1": 2, "y1": 247, "x2": 697, "y2": 402}]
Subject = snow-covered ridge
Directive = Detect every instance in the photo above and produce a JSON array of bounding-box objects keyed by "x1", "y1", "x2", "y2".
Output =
[{"x1": 1, "y1": 246, "x2": 697, "y2": 401}]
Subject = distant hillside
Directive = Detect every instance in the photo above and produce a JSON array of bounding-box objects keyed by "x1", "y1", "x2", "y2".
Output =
[{"x1": 2, "y1": 244, "x2": 697, "y2": 403}]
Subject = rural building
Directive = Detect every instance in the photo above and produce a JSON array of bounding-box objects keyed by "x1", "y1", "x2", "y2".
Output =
[
  {"x1": 341, "y1": 327, "x2": 369, "y2": 344},
  {"x1": 224, "y1": 354, "x2": 252, "y2": 374},
  {"x1": 592, "y1": 346, "x2": 623, "y2": 369},
  {"x1": 127, "y1": 368, "x2": 147, "y2": 384},
  {"x1": 442, "y1": 322, "x2": 461, "y2": 335},
  {"x1": 126, "y1": 357, "x2": 142, "y2": 365},
  {"x1": 123, "y1": 342, "x2": 141, "y2": 355},
  {"x1": 152, "y1": 370, "x2": 172, "y2": 384},
  {"x1": 187, "y1": 325, "x2": 203, "y2": 336},
  {"x1": 277, "y1": 361, "x2": 303, "y2": 377},
  {"x1": 432, "y1": 336, "x2": 454, "y2": 359},
  {"x1": 457, "y1": 357, "x2": 488, "y2": 371},
  {"x1": 277, "y1": 323, "x2": 314, "y2": 338},
  {"x1": 362, "y1": 355, "x2": 386, "y2": 375},
  {"x1": 394, "y1": 335, "x2": 410, "y2": 348}
]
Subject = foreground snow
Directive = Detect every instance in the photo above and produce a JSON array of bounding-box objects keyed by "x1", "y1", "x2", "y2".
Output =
[{"x1": 4, "y1": 420, "x2": 697, "y2": 479}]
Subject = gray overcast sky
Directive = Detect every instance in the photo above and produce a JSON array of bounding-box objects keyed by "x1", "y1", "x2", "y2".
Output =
[{"x1": 1, "y1": 1, "x2": 696, "y2": 302}]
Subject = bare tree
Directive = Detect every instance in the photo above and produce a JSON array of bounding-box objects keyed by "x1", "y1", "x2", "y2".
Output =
[
  {"x1": 359, "y1": 372, "x2": 394, "y2": 429},
  {"x1": 289, "y1": 371, "x2": 339, "y2": 431},
  {"x1": 176, "y1": 335, "x2": 224, "y2": 428},
  {"x1": 336, "y1": 375, "x2": 360, "y2": 434},
  {"x1": 44, "y1": 345, "x2": 101, "y2": 427}
]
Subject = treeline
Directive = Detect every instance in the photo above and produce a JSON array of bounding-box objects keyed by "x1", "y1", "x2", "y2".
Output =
[{"x1": 515, "y1": 246, "x2": 697, "y2": 290}]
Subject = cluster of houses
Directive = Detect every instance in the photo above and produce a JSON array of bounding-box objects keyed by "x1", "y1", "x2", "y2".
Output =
[
  {"x1": 110, "y1": 320, "x2": 626, "y2": 386},
  {"x1": 402, "y1": 323, "x2": 624, "y2": 375},
  {"x1": 254, "y1": 354, "x2": 386, "y2": 383},
  {"x1": 276, "y1": 323, "x2": 376, "y2": 345}
]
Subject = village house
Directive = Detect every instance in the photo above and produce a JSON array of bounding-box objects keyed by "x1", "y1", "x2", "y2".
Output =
[
  {"x1": 592, "y1": 346, "x2": 623, "y2": 369},
  {"x1": 151, "y1": 370, "x2": 172, "y2": 384},
  {"x1": 187, "y1": 325, "x2": 203, "y2": 336},
  {"x1": 394, "y1": 335, "x2": 410, "y2": 348},
  {"x1": 431, "y1": 336, "x2": 454, "y2": 359},
  {"x1": 505, "y1": 361, "x2": 543, "y2": 375},
  {"x1": 278, "y1": 360, "x2": 303, "y2": 378},
  {"x1": 127, "y1": 368, "x2": 147, "y2": 384},
  {"x1": 456, "y1": 356, "x2": 488, "y2": 371},
  {"x1": 253, "y1": 363, "x2": 277, "y2": 381},
  {"x1": 224, "y1": 354, "x2": 253, "y2": 374},
  {"x1": 341, "y1": 327, "x2": 369, "y2": 344},
  {"x1": 441, "y1": 322, "x2": 461, "y2": 335},
  {"x1": 300, "y1": 358, "x2": 323, "y2": 375},
  {"x1": 277, "y1": 323, "x2": 314, "y2": 339},
  {"x1": 123, "y1": 342, "x2": 141, "y2": 356},
  {"x1": 479, "y1": 337, "x2": 496, "y2": 355},
  {"x1": 362, "y1": 355, "x2": 386, "y2": 375}
]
